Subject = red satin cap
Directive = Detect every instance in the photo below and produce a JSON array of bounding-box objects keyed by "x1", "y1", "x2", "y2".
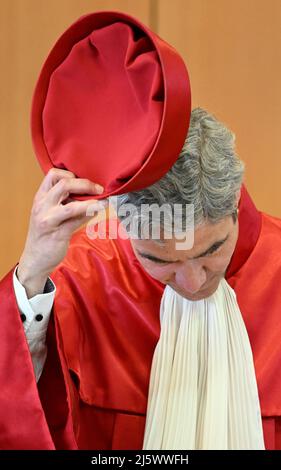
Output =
[{"x1": 31, "y1": 11, "x2": 191, "y2": 199}]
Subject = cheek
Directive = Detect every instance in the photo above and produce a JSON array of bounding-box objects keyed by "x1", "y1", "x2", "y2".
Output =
[{"x1": 204, "y1": 252, "x2": 232, "y2": 274}]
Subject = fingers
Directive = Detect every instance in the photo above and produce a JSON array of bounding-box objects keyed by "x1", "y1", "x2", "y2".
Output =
[
  {"x1": 49, "y1": 198, "x2": 108, "y2": 227},
  {"x1": 37, "y1": 169, "x2": 104, "y2": 205},
  {"x1": 38, "y1": 168, "x2": 75, "y2": 195},
  {"x1": 33, "y1": 168, "x2": 107, "y2": 237},
  {"x1": 46, "y1": 176, "x2": 104, "y2": 207},
  {"x1": 57, "y1": 212, "x2": 96, "y2": 237}
]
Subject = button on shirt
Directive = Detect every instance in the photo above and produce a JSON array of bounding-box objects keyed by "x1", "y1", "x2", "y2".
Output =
[{"x1": 13, "y1": 265, "x2": 56, "y2": 382}]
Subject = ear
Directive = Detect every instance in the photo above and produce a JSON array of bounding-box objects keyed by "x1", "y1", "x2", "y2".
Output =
[{"x1": 235, "y1": 188, "x2": 241, "y2": 208}]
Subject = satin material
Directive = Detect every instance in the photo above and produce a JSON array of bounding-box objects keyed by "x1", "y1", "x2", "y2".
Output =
[
  {"x1": 31, "y1": 11, "x2": 191, "y2": 198},
  {"x1": 1, "y1": 186, "x2": 281, "y2": 449}
]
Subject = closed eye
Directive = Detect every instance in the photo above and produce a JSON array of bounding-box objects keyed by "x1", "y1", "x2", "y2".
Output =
[
  {"x1": 136, "y1": 235, "x2": 227, "y2": 264},
  {"x1": 143, "y1": 255, "x2": 173, "y2": 265},
  {"x1": 201, "y1": 243, "x2": 223, "y2": 257}
]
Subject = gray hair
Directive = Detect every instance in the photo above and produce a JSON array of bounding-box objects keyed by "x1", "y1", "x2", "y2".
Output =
[{"x1": 113, "y1": 107, "x2": 245, "y2": 236}]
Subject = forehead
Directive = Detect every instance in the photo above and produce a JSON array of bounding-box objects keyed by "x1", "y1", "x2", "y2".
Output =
[{"x1": 131, "y1": 217, "x2": 232, "y2": 258}]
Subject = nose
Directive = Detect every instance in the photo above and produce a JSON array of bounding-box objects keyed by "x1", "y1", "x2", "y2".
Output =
[{"x1": 174, "y1": 260, "x2": 207, "y2": 294}]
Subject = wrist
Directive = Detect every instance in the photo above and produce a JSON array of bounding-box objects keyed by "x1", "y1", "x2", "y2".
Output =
[{"x1": 17, "y1": 259, "x2": 49, "y2": 298}]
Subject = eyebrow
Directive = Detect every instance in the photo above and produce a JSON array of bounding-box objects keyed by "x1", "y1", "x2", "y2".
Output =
[{"x1": 136, "y1": 235, "x2": 229, "y2": 264}]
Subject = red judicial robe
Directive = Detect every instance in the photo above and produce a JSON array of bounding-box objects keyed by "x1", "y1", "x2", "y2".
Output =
[{"x1": 1, "y1": 186, "x2": 281, "y2": 450}]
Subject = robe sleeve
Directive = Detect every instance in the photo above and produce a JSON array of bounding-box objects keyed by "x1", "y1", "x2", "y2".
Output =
[{"x1": 0, "y1": 267, "x2": 77, "y2": 449}]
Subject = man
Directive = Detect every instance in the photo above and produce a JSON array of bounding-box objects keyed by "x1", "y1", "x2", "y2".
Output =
[{"x1": 1, "y1": 107, "x2": 281, "y2": 449}]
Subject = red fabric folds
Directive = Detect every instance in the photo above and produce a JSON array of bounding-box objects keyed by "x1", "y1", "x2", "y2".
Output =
[
  {"x1": 43, "y1": 22, "x2": 163, "y2": 193},
  {"x1": 0, "y1": 269, "x2": 55, "y2": 449},
  {"x1": 31, "y1": 11, "x2": 191, "y2": 198},
  {"x1": 1, "y1": 187, "x2": 281, "y2": 449}
]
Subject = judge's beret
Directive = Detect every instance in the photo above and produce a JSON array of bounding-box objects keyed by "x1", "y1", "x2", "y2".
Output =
[{"x1": 31, "y1": 10, "x2": 191, "y2": 199}]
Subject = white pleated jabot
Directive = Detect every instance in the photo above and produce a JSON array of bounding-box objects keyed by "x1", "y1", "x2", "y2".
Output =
[{"x1": 143, "y1": 278, "x2": 265, "y2": 450}]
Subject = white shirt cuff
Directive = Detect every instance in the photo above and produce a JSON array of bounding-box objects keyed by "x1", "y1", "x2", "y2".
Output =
[{"x1": 13, "y1": 265, "x2": 56, "y2": 337}]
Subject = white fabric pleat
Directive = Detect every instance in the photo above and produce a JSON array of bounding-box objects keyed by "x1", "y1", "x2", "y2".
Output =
[{"x1": 142, "y1": 278, "x2": 265, "y2": 450}]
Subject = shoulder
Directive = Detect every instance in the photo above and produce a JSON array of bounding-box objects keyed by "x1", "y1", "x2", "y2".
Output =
[
  {"x1": 50, "y1": 218, "x2": 163, "y2": 298},
  {"x1": 259, "y1": 212, "x2": 281, "y2": 256},
  {"x1": 60, "y1": 223, "x2": 134, "y2": 272},
  {"x1": 262, "y1": 211, "x2": 281, "y2": 230}
]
